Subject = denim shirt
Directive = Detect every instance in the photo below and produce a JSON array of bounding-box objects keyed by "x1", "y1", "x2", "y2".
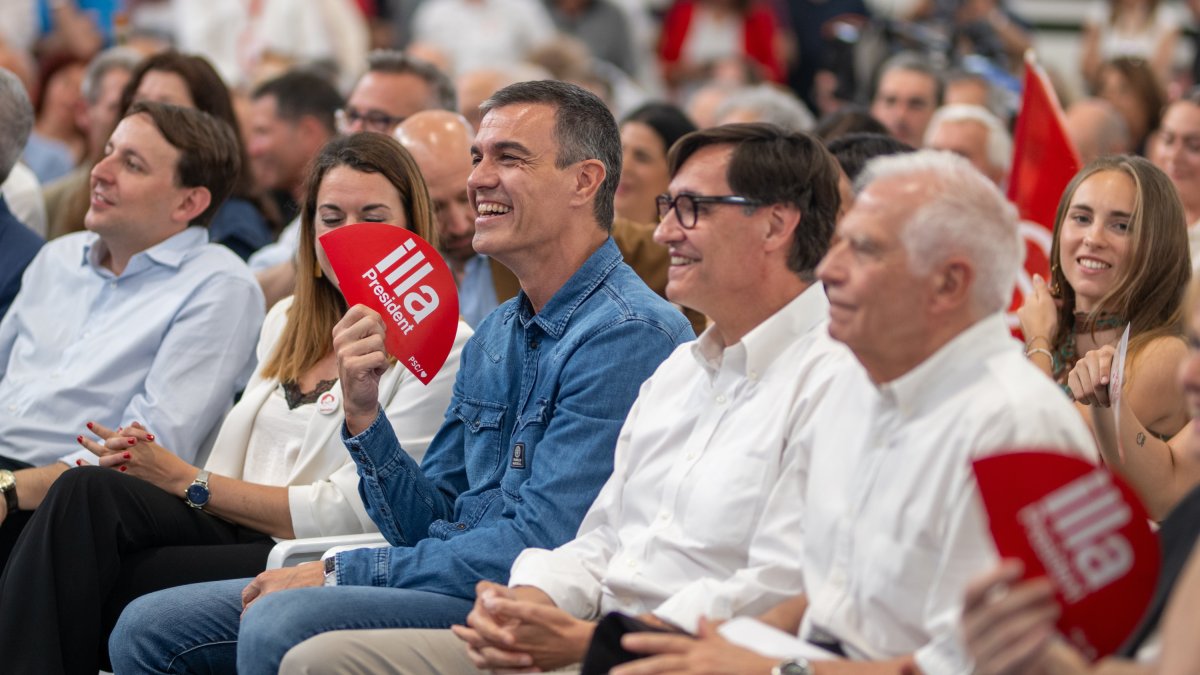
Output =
[{"x1": 335, "y1": 237, "x2": 694, "y2": 598}]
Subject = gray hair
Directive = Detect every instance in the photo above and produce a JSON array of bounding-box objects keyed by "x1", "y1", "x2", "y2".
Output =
[
  {"x1": 0, "y1": 69, "x2": 32, "y2": 183},
  {"x1": 714, "y1": 85, "x2": 815, "y2": 132},
  {"x1": 365, "y1": 49, "x2": 457, "y2": 111},
  {"x1": 924, "y1": 104, "x2": 1012, "y2": 175},
  {"x1": 481, "y1": 80, "x2": 621, "y2": 230},
  {"x1": 857, "y1": 150, "x2": 1021, "y2": 315},
  {"x1": 81, "y1": 46, "x2": 142, "y2": 105}
]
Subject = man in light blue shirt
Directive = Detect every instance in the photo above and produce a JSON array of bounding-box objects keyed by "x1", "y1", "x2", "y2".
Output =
[{"x1": 0, "y1": 102, "x2": 264, "y2": 556}]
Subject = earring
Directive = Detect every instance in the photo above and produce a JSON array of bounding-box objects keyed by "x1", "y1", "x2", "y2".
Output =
[
  {"x1": 314, "y1": 260, "x2": 323, "y2": 279},
  {"x1": 1048, "y1": 264, "x2": 1061, "y2": 297}
]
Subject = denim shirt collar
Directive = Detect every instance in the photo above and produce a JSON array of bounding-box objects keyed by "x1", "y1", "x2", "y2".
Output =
[
  {"x1": 510, "y1": 237, "x2": 622, "y2": 338},
  {"x1": 81, "y1": 226, "x2": 208, "y2": 277}
]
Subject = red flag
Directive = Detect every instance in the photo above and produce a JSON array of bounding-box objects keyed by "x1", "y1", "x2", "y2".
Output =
[{"x1": 1006, "y1": 52, "x2": 1082, "y2": 332}]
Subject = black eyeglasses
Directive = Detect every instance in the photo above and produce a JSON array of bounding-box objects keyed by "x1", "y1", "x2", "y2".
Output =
[
  {"x1": 336, "y1": 107, "x2": 406, "y2": 133},
  {"x1": 655, "y1": 193, "x2": 763, "y2": 229}
]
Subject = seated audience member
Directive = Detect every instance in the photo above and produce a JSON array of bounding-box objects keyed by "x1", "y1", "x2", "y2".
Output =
[
  {"x1": 24, "y1": 57, "x2": 85, "y2": 183},
  {"x1": 276, "y1": 123, "x2": 848, "y2": 674},
  {"x1": 254, "y1": 52, "x2": 456, "y2": 307},
  {"x1": 1096, "y1": 56, "x2": 1166, "y2": 156},
  {"x1": 813, "y1": 105, "x2": 888, "y2": 142},
  {"x1": 456, "y1": 68, "x2": 520, "y2": 131},
  {"x1": 0, "y1": 133, "x2": 468, "y2": 675},
  {"x1": 615, "y1": 102, "x2": 697, "y2": 227},
  {"x1": 943, "y1": 70, "x2": 1006, "y2": 120},
  {"x1": 1081, "y1": 0, "x2": 1179, "y2": 88},
  {"x1": 0, "y1": 69, "x2": 42, "y2": 320},
  {"x1": 1151, "y1": 91, "x2": 1200, "y2": 269},
  {"x1": 963, "y1": 278, "x2": 1200, "y2": 675},
  {"x1": 546, "y1": 0, "x2": 638, "y2": 77},
  {"x1": 825, "y1": 132, "x2": 916, "y2": 220},
  {"x1": 685, "y1": 81, "x2": 737, "y2": 129},
  {"x1": 924, "y1": 104, "x2": 1012, "y2": 187},
  {"x1": 713, "y1": 84, "x2": 816, "y2": 132},
  {"x1": 0, "y1": 102, "x2": 263, "y2": 558},
  {"x1": 1019, "y1": 157, "x2": 1190, "y2": 449},
  {"x1": 109, "y1": 81, "x2": 695, "y2": 675},
  {"x1": 411, "y1": 0, "x2": 556, "y2": 73},
  {"x1": 1066, "y1": 97, "x2": 1134, "y2": 165},
  {"x1": 119, "y1": 51, "x2": 278, "y2": 261},
  {"x1": 611, "y1": 151, "x2": 1096, "y2": 675},
  {"x1": 43, "y1": 46, "x2": 140, "y2": 241},
  {"x1": 869, "y1": 52, "x2": 943, "y2": 149},
  {"x1": 658, "y1": 0, "x2": 786, "y2": 87}
]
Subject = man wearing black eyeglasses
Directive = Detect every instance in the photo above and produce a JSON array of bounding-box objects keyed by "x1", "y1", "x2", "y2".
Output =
[{"x1": 337, "y1": 51, "x2": 457, "y2": 136}]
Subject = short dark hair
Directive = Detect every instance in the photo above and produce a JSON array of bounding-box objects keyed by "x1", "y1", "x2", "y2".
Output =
[
  {"x1": 813, "y1": 105, "x2": 888, "y2": 141},
  {"x1": 668, "y1": 123, "x2": 841, "y2": 280},
  {"x1": 481, "y1": 80, "x2": 621, "y2": 230},
  {"x1": 874, "y1": 52, "x2": 944, "y2": 106},
  {"x1": 365, "y1": 50, "x2": 457, "y2": 111},
  {"x1": 252, "y1": 70, "x2": 343, "y2": 135},
  {"x1": 126, "y1": 101, "x2": 240, "y2": 227},
  {"x1": 825, "y1": 132, "x2": 916, "y2": 181},
  {"x1": 621, "y1": 102, "x2": 697, "y2": 155}
]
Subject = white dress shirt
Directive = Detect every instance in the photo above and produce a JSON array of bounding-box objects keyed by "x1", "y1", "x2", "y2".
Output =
[
  {"x1": 508, "y1": 284, "x2": 849, "y2": 632},
  {"x1": 0, "y1": 227, "x2": 264, "y2": 467},
  {"x1": 798, "y1": 313, "x2": 1098, "y2": 674}
]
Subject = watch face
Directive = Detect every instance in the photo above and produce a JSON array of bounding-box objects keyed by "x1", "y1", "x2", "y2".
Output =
[
  {"x1": 186, "y1": 482, "x2": 210, "y2": 506},
  {"x1": 0, "y1": 472, "x2": 14, "y2": 491}
]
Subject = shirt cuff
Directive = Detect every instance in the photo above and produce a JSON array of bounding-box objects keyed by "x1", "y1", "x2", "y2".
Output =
[
  {"x1": 334, "y1": 544, "x2": 395, "y2": 587},
  {"x1": 508, "y1": 548, "x2": 602, "y2": 621},
  {"x1": 341, "y1": 405, "x2": 389, "y2": 467},
  {"x1": 57, "y1": 449, "x2": 97, "y2": 468}
]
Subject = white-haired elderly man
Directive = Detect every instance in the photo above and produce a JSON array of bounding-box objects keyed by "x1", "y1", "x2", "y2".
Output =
[
  {"x1": 924, "y1": 103, "x2": 1012, "y2": 187},
  {"x1": 614, "y1": 151, "x2": 1096, "y2": 675}
]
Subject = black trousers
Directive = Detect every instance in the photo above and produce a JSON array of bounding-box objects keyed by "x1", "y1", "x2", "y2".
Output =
[{"x1": 0, "y1": 466, "x2": 275, "y2": 675}]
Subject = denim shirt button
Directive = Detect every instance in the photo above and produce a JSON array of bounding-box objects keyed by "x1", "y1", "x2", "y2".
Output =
[
  {"x1": 454, "y1": 523, "x2": 467, "y2": 530},
  {"x1": 528, "y1": 339, "x2": 539, "y2": 350}
]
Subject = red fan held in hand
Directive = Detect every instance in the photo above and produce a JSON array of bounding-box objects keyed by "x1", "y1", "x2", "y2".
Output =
[
  {"x1": 320, "y1": 222, "x2": 460, "y2": 385},
  {"x1": 972, "y1": 451, "x2": 1159, "y2": 661}
]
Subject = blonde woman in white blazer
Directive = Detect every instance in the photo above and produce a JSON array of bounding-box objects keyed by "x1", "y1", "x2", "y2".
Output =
[{"x1": 0, "y1": 133, "x2": 471, "y2": 674}]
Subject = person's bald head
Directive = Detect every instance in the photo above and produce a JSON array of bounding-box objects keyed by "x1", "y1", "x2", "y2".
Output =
[
  {"x1": 456, "y1": 68, "x2": 518, "y2": 131},
  {"x1": 1065, "y1": 98, "x2": 1132, "y2": 164},
  {"x1": 395, "y1": 110, "x2": 477, "y2": 266}
]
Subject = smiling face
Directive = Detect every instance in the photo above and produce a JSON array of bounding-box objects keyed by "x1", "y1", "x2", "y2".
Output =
[
  {"x1": 85, "y1": 113, "x2": 190, "y2": 239},
  {"x1": 616, "y1": 121, "x2": 671, "y2": 224},
  {"x1": 247, "y1": 94, "x2": 311, "y2": 193},
  {"x1": 313, "y1": 165, "x2": 408, "y2": 289},
  {"x1": 817, "y1": 174, "x2": 932, "y2": 373},
  {"x1": 1153, "y1": 102, "x2": 1200, "y2": 218},
  {"x1": 1058, "y1": 170, "x2": 1135, "y2": 313},
  {"x1": 467, "y1": 103, "x2": 577, "y2": 265},
  {"x1": 653, "y1": 144, "x2": 769, "y2": 319}
]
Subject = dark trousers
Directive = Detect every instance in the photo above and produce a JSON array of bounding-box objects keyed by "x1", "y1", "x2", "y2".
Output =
[{"x1": 0, "y1": 466, "x2": 275, "y2": 675}]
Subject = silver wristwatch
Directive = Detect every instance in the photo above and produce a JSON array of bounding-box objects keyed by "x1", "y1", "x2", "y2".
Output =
[
  {"x1": 322, "y1": 555, "x2": 338, "y2": 586},
  {"x1": 772, "y1": 658, "x2": 813, "y2": 675}
]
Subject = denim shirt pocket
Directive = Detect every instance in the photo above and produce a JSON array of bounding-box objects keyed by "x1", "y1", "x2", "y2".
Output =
[
  {"x1": 452, "y1": 397, "x2": 508, "y2": 486},
  {"x1": 500, "y1": 400, "x2": 551, "y2": 502}
]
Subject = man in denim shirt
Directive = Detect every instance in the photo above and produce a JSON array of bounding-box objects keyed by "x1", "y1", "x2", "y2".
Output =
[{"x1": 110, "y1": 80, "x2": 694, "y2": 675}]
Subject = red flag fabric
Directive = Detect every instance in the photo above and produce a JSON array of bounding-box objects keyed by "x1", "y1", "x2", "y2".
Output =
[
  {"x1": 1006, "y1": 53, "x2": 1082, "y2": 332},
  {"x1": 320, "y1": 222, "x2": 461, "y2": 385}
]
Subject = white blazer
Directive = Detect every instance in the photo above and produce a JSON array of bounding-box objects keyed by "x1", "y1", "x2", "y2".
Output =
[{"x1": 203, "y1": 296, "x2": 471, "y2": 538}]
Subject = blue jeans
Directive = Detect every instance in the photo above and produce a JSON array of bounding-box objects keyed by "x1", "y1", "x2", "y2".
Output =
[{"x1": 108, "y1": 577, "x2": 474, "y2": 675}]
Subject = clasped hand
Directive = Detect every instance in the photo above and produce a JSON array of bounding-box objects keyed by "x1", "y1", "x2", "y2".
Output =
[{"x1": 76, "y1": 420, "x2": 194, "y2": 493}]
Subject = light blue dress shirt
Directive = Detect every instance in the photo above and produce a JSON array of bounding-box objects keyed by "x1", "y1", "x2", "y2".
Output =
[
  {"x1": 0, "y1": 226, "x2": 265, "y2": 467},
  {"x1": 456, "y1": 253, "x2": 500, "y2": 329}
]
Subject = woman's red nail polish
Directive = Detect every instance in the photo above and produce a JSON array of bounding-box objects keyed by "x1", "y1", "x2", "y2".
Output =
[
  {"x1": 76, "y1": 435, "x2": 83, "y2": 443},
  {"x1": 127, "y1": 438, "x2": 135, "y2": 446},
  {"x1": 86, "y1": 422, "x2": 93, "y2": 429},
  {"x1": 123, "y1": 452, "x2": 131, "y2": 459},
  {"x1": 119, "y1": 466, "x2": 127, "y2": 472},
  {"x1": 75, "y1": 459, "x2": 83, "y2": 466},
  {"x1": 146, "y1": 434, "x2": 155, "y2": 442}
]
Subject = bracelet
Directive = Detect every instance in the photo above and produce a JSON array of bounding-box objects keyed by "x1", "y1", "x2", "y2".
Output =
[
  {"x1": 1024, "y1": 335, "x2": 1051, "y2": 350},
  {"x1": 1026, "y1": 347, "x2": 1053, "y2": 361}
]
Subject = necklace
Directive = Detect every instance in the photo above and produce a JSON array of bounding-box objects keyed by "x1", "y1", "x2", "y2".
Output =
[{"x1": 1054, "y1": 313, "x2": 1128, "y2": 378}]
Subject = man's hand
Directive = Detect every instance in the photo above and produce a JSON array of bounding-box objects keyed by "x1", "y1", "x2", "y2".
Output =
[
  {"x1": 241, "y1": 561, "x2": 324, "y2": 613},
  {"x1": 612, "y1": 617, "x2": 776, "y2": 675},
  {"x1": 962, "y1": 560, "x2": 1061, "y2": 675},
  {"x1": 333, "y1": 305, "x2": 390, "y2": 436},
  {"x1": 452, "y1": 581, "x2": 593, "y2": 672}
]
